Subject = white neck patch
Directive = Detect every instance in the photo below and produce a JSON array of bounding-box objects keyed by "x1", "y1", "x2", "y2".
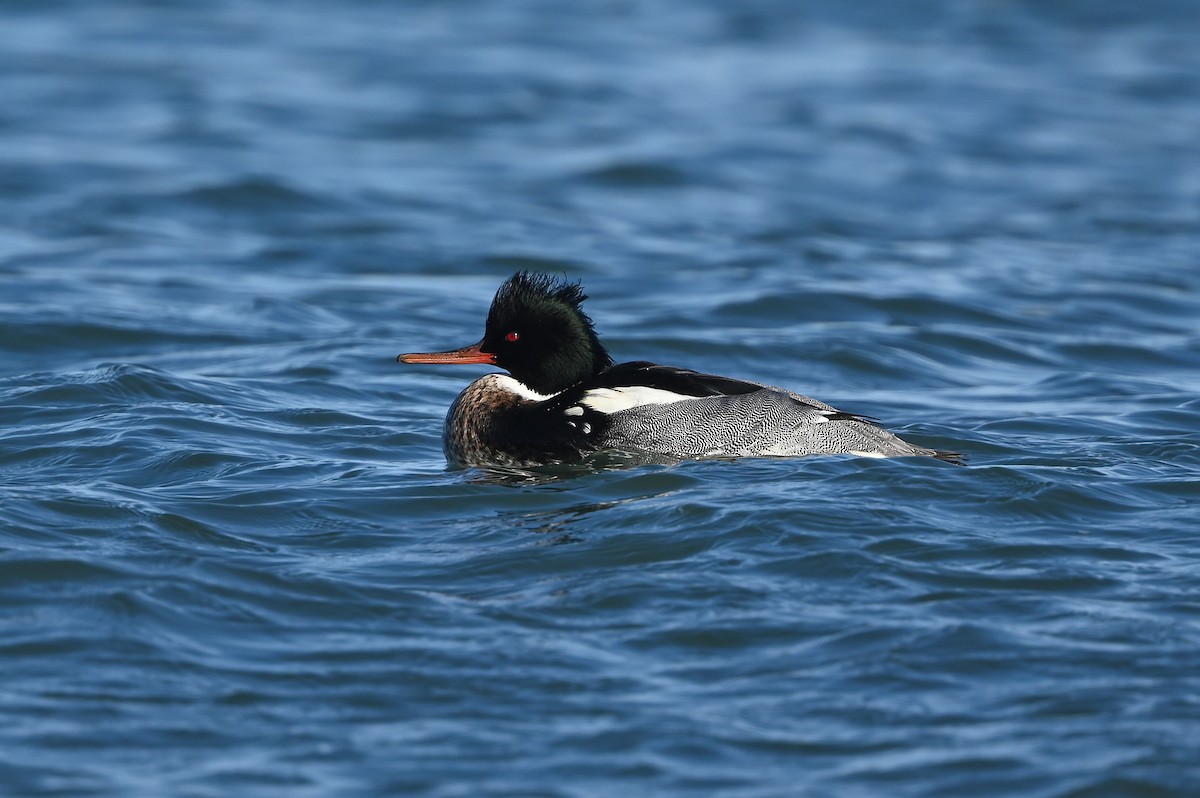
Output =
[{"x1": 486, "y1": 374, "x2": 557, "y2": 402}]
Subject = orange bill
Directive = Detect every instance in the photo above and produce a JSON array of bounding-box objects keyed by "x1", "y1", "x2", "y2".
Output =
[{"x1": 397, "y1": 341, "x2": 496, "y2": 365}]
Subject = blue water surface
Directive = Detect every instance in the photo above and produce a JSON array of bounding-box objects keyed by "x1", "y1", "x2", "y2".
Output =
[{"x1": 2, "y1": 1, "x2": 1199, "y2": 796}]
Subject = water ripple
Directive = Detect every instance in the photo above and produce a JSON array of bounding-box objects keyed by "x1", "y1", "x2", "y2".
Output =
[{"x1": 3, "y1": 0, "x2": 1200, "y2": 796}]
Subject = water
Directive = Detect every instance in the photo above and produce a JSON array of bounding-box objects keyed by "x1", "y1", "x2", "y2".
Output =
[{"x1": 3, "y1": 1, "x2": 1199, "y2": 795}]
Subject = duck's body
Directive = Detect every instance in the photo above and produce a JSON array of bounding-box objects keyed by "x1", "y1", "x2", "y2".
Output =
[{"x1": 400, "y1": 273, "x2": 960, "y2": 468}]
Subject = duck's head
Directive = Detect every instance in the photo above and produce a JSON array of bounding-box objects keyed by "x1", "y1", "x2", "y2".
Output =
[{"x1": 398, "y1": 271, "x2": 614, "y2": 395}]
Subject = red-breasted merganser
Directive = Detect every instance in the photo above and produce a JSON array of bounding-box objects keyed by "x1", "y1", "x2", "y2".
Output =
[{"x1": 399, "y1": 272, "x2": 961, "y2": 468}]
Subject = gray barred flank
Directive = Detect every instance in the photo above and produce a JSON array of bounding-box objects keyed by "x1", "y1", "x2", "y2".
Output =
[{"x1": 595, "y1": 388, "x2": 951, "y2": 461}]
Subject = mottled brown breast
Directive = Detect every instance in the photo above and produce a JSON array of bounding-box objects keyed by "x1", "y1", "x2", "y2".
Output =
[{"x1": 442, "y1": 374, "x2": 542, "y2": 467}]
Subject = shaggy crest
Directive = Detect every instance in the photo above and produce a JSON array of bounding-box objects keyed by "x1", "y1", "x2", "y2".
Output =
[
  {"x1": 489, "y1": 271, "x2": 587, "y2": 318},
  {"x1": 481, "y1": 271, "x2": 613, "y2": 394}
]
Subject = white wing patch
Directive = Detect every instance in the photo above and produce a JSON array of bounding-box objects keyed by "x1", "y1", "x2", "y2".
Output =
[{"x1": 579, "y1": 386, "x2": 694, "y2": 415}]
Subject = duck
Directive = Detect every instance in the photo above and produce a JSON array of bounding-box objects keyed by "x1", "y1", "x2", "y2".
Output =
[{"x1": 398, "y1": 272, "x2": 961, "y2": 468}]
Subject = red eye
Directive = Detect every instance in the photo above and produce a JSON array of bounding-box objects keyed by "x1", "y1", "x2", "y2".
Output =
[{"x1": 505, "y1": 331, "x2": 520, "y2": 342}]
